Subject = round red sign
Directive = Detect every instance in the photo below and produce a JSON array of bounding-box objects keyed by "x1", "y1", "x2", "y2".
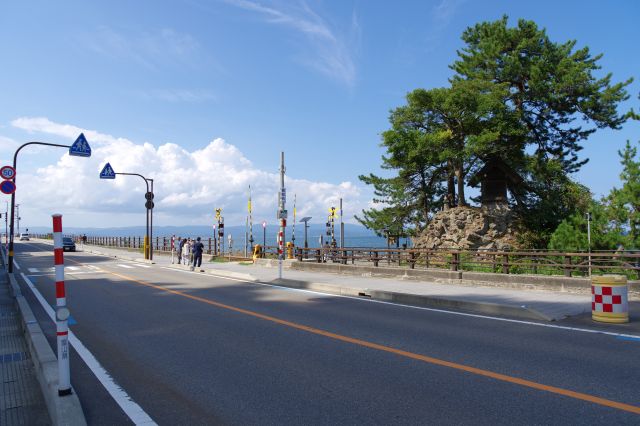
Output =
[{"x1": 0, "y1": 165, "x2": 16, "y2": 180}]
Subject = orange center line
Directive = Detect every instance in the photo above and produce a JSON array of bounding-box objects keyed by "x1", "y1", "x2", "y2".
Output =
[{"x1": 67, "y1": 256, "x2": 640, "y2": 416}]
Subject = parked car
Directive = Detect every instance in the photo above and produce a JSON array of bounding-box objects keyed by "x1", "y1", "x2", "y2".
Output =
[
  {"x1": 62, "y1": 237, "x2": 76, "y2": 252},
  {"x1": 19, "y1": 233, "x2": 30, "y2": 241}
]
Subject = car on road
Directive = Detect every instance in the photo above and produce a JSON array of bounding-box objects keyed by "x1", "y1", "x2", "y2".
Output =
[
  {"x1": 62, "y1": 237, "x2": 76, "y2": 252},
  {"x1": 19, "y1": 233, "x2": 30, "y2": 241}
]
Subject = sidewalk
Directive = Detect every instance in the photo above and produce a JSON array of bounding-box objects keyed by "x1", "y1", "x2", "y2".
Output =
[
  {"x1": 1, "y1": 259, "x2": 50, "y2": 425},
  {"x1": 80, "y1": 243, "x2": 613, "y2": 323}
]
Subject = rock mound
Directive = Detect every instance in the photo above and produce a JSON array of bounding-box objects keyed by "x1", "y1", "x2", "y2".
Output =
[{"x1": 414, "y1": 205, "x2": 519, "y2": 250}]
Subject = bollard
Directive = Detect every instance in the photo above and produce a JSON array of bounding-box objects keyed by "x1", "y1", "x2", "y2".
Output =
[
  {"x1": 592, "y1": 275, "x2": 629, "y2": 323},
  {"x1": 52, "y1": 214, "x2": 72, "y2": 396}
]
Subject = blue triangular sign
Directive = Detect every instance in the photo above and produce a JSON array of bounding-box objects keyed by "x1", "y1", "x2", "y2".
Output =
[
  {"x1": 69, "y1": 133, "x2": 91, "y2": 157},
  {"x1": 99, "y1": 162, "x2": 116, "y2": 179}
]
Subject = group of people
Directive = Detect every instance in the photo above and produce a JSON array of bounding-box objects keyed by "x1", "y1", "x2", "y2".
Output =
[{"x1": 172, "y1": 236, "x2": 205, "y2": 268}]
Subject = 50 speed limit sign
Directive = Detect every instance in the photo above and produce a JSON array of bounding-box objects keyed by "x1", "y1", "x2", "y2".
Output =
[{"x1": 0, "y1": 165, "x2": 16, "y2": 180}]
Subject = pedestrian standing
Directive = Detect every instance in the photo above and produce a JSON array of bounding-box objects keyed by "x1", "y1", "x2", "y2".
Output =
[
  {"x1": 182, "y1": 238, "x2": 191, "y2": 265},
  {"x1": 177, "y1": 237, "x2": 185, "y2": 264},
  {"x1": 192, "y1": 237, "x2": 205, "y2": 269}
]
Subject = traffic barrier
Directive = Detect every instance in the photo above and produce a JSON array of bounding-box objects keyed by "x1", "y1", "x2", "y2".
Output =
[
  {"x1": 52, "y1": 214, "x2": 72, "y2": 395},
  {"x1": 592, "y1": 274, "x2": 629, "y2": 323}
]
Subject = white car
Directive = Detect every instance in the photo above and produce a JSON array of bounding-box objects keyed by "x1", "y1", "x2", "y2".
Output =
[{"x1": 19, "y1": 233, "x2": 30, "y2": 241}]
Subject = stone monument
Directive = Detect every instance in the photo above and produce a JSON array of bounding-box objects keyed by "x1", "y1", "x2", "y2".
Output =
[{"x1": 414, "y1": 158, "x2": 522, "y2": 250}]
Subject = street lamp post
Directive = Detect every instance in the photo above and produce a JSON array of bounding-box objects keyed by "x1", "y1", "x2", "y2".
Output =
[
  {"x1": 300, "y1": 217, "x2": 312, "y2": 259},
  {"x1": 7, "y1": 134, "x2": 91, "y2": 273}
]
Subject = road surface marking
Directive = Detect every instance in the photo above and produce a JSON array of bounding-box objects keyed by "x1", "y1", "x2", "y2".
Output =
[
  {"x1": 161, "y1": 266, "x2": 640, "y2": 341},
  {"x1": 67, "y1": 266, "x2": 80, "y2": 271},
  {"x1": 99, "y1": 268, "x2": 640, "y2": 416},
  {"x1": 28, "y1": 268, "x2": 40, "y2": 273},
  {"x1": 117, "y1": 264, "x2": 134, "y2": 269},
  {"x1": 16, "y1": 242, "x2": 640, "y2": 341},
  {"x1": 19, "y1": 271, "x2": 157, "y2": 425}
]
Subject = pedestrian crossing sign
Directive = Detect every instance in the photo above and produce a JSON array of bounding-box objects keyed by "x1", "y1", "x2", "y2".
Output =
[
  {"x1": 69, "y1": 133, "x2": 92, "y2": 157},
  {"x1": 100, "y1": 163, "x2": 116, "y2": 179}
]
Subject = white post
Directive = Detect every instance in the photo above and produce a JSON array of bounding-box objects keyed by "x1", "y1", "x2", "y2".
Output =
[
  {"x1": 52, "y1": 214, "x2": 71, "y2": 396},
  {"x1": 587, "y1": 212, "x2": 592, "y2": 277}
]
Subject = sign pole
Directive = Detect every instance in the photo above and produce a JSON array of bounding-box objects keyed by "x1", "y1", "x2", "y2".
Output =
[
  {"x1": 8, "y1": 135, "x2": 91, "y2": 273},
  {"x1": 52, "y1": 214, "x2": 72, "y2": 396}
]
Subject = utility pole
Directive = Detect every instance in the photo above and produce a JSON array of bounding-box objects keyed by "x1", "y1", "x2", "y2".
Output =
[
  {"x1": 16, "y1": 204, "x2": 20, "y2": 234},
  {"x1": 278, "y1": 152, "x2": 286, "y2": 279},
  {"x1": 249, "y1": 185, "x2": 254, "y2": 254}
]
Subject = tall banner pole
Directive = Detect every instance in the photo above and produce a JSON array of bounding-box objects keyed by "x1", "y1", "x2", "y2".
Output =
[
  {"x1": 278, "y1": 152, "x2": 286, "y2": 279},
  {"x1": 249, "y1": 185, "x2": 254, "y2": 254},
  {"x1": 52, "y1": 214, "x2": 72, "y2": 396}
]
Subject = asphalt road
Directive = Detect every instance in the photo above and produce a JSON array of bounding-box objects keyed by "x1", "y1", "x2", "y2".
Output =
[{"x1": 13, "y1": 241, "x2": 640, "y2": 425}]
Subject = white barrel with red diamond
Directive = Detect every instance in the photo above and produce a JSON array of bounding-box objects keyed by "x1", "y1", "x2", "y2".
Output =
[
  {"x1": 53, "y1": 214, "x2": 72, "y2": 395},
  {"x1": 591, "y1": 274, "x2": 628, "y2": 324}
]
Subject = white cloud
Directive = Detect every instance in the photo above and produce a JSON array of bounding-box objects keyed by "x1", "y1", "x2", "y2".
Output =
[
  {"x1": 133, "y1": 88, "x2": 217, "y2": 103},
  {"x1": 82, "y1": 26, "x2": 207, "y2": 71},
  {"x1": 0, "y1": 135, "x2": 19, "y2": 155},
  {"x1": 424, "y1": 0, "x2": 465, "y2": 52},
  {"x1": 7, "y1": 117, "x2": 365, "y2": 228},
  {"x1": 224, "y1": 0, "x2": 360, "y2": 86}
]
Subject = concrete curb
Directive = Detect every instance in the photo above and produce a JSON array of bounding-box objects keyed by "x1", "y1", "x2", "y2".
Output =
[
  {"x1": 271, "y1": 278, "x2": 552, "y2": 321},
  {"x1": 4, "y1": 269, "x2": 87, "y2": 425}
]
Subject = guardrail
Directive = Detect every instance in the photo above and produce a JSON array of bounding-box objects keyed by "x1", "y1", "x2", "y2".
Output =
[
  {"x1": 259, "y1": 245, "x2": 640, "y2": 279},
  {"x1": 30, "y1": 234, "x2": 640, "y2": 278}
]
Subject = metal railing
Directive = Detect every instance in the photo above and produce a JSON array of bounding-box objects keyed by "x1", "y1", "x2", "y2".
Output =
[{"x1": 31, "y1": 234, "x2": 640, "y2": 278}]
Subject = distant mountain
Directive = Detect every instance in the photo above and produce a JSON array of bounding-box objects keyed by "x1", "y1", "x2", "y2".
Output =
[{"x1": 24, "y1": 223, "x2": 378, "y2": 238}]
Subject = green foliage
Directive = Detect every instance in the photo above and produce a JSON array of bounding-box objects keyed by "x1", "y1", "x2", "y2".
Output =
[
  {"x1": 548, "y1": 200, "x2": 629, "y2": 251},
  {"x1": 452, "y1": 16, "x2": 631, "y2": 174},
  {"x1": 607, "y1": 140, "x2": 640, "y2": 247},
  {"x1": 359, "y1": 16, "x2": 632, "y2": 247}
]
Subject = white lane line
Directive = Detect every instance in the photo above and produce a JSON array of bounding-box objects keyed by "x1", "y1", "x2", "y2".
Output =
[
  {"x1": 117, "y1": 264, "x2": 134, "y2": 269},
  {"x1": 28, "y1": 268, "x2": 40, "y2": 273},
  {"x1": 159, "y1": 265, "x2": 640, "y2": 340},
  {"x1": 67, "y1": 266, "x2": 80, "y2": 271},
  {"x1": 135, "y1": 264, "x2": 151, "y2": 268},
  {"x1": 19, "y1": 271, "x2": 157, "y2": 425}
]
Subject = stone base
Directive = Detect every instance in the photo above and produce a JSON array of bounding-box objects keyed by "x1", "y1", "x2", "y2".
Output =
[{"x1": 414, "y1": 205, "x2": 520, "y2": 250}]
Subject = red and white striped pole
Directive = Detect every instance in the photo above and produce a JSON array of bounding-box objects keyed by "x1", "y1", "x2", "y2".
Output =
[{"x1": 52, "y1": 214, "x2": 72, "y2": 396}]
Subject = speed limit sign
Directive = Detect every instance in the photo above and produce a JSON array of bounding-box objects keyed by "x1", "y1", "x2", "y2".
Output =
[{"x1": 0, "y1": 165, "x2": 16, "y2": 180}]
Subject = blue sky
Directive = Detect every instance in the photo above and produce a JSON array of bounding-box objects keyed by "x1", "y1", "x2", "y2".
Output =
[{"x1": 0, "y1": 0, "x2": 639, "y2": 229}]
